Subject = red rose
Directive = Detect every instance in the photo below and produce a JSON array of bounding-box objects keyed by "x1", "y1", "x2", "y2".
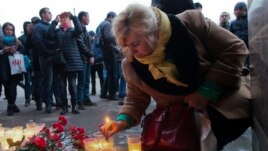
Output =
[
  {"x1": 53, "y1": 123, "x2": 64, "y2": 133},
  {"x1": 50, "y1": 133, "x2": 60, "y2": 141},
  {"x1": 58, "y1": 116, "x2": 67, "y2": 126},
  {"x1": 70, "y1": 126, "x2": 78, "y2": 133},
  {"x1": 72, "y1": 133, "x2": 83, "y2": 140},
  {"x1": 77, "y1": 127, "x2": 85, "y2": 134},
  {"x1": 40, "y1": 127, "x2": 50, "y2": 135},
  {"x1": 33, "y1": 136, "x2": 47, "y2": 149}
]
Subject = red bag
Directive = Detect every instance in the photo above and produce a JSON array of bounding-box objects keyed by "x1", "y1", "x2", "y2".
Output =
[{"x1": 141, "y1": 103, "x2": 199, "y2": 151}]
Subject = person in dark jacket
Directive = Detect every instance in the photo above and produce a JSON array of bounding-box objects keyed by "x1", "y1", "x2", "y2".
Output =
[
  {"x1": 90, "y1": 31, "x2": 104, "y2": 96},
  {"x1": 98, "y1": 11, "x2": 119, "y2": 100},
  {"x1": 229, "y1": 2, "x2": 250, "y2": 71},
  {"x1": 0, "y1": 22, "x2": 24, "y2": 116},
  {"x1": 32, "y1": 7, "x2": 58, "y2": 113},
  {"x1": 46, "y1": 11, "x2": 83, "y2": 115},
  {"x1": 18, "y1": 21, "x2": 33, "y2": 107},
  {"x1": 76, "y1": 11, "x2": 95, "y2": 109}
]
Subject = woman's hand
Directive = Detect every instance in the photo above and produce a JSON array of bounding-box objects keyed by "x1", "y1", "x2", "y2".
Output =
[
  {"x1": 185, "y1": 91, "x2": 209, "y2": 111},
  {"x1": 3, "y1": 46, "x2": 10, "y2": 53},
  {"x1": 9, "y1": 46, "x2": 17, "y2": 54},
  {"x1": 99, "y1": 120, "x2": 128, "y2": 140}
]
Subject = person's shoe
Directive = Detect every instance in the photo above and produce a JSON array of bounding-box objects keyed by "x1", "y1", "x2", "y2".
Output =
[
  {"x1": 71, "y1": 107, "x2": 80, "y2": 114},
  {"x1": 108, "y1": 96, "x2": 119, "y2": 101},
  {"x1": 91, "y1": 90, "x2": 96, "y2": 95},
  {"x1": 45, "y1": 105, "x2": 52, "y2": 113},
  {"x1": 51, "y1": 102, "x2": 56, "y2": 107},
  {"x1": 13, "y1": 105, "x2": 20, "y2": 113},
  {"x1": 55, "y1": 103, "x2": 63, "y2": 110},
  {"x1": 7, "y1": 105, "x2": 14, "y2": 116},
  {"x1": 60, "y1": 109, "x2": 68, "y2": 115},
  {"x1": 100, "y1": 95, "x2": 108, "y2": 99},
  {"x1": 118, "y1": 101, "x2": 124, "y2": 105},
  {"x1": 84, "y1": 98, "x2": 96, "y2": 106},
  {"x1": 24, "y1": 100, "x2": 30, "y2": 107},
  {"x1": 118, "y1": 97, "x2": 124, "y2": 105},
  {"x1": 77, "y1": 102, "x2": 86, "y2": 110},
  {"x1": 36, "y1": 105, "x2": 43, "y2": 111}
]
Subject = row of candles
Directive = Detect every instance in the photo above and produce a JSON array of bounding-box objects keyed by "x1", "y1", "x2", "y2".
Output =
[
  {"x1": 0, "y1": 121, "x2": 45, "y2": 151},
  {"x1": 84, "y1": 117, "x2": 141, "y2": 151},
  {"x1": 83, "y1": 132, "x2": 141, "y2": 151}
]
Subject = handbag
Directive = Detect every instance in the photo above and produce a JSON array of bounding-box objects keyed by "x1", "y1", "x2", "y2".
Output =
[
  {"x1": 8, "y1": 53, "x2": 26, "y2": 75},
  {"x1": 141, "y1": 103, "x2": 199, "y2": 151}
]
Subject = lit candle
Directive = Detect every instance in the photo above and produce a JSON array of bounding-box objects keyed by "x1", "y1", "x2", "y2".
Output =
[
  {"x1": 83, "y1": 138, "x2": 99, "y2": 151},
  {"x1": 127, "y1": 134, "x2": 141, "y2": 151},
  {"x1": 101, "y1": 137, "x2": 114, "y2": 148},
  {"x1": 13, "y1": 126, "x2": 23, "y2": 142}
]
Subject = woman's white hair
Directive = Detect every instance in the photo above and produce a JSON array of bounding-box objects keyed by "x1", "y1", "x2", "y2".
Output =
[{"x1": 112, "y1": 3, "x2": 158, "y2": 60}]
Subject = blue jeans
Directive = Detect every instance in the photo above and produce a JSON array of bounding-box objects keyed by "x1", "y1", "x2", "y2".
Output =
[
  {"x1": 116, "y1": 60, "x2": 126, "y2": 98},
  {"x1": 60, "y1": 71, "x2": 78, "y2": 106},
  {"x1": 77, "y1": 62, "x2": 90, "y2": 103}
]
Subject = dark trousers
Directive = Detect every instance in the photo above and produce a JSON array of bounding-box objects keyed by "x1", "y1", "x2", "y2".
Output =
[
  {"x1": 101, "y1": 50, "x2": 117, "y2": 97},
  {"x1": 18, "y1": 69, "x2": 32, "y2": 101},
  {"x1": 33, "y1": 71, "x2": 42, "y2": 106},
  {"x1": 59, "y1": 71, "x2": 78, "y2": 106},
  {"x1": 2, "y1": 80, "x2": 18, "y2": 105},
  {"x1": 91, "y1": 63, "x2": 104, "y2": 93}
]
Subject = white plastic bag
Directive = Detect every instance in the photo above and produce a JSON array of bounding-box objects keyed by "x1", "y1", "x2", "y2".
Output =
[{"x1": 8, "y1": 53, "x2": 26, "y2": 75}]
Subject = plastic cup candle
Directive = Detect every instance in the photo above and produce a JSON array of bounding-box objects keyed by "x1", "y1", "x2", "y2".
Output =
[
  {"x1": 102, "y1": 147, "x2": 116, "y2": 151},
  {"x1": 13, "y1": 126, "x2": 23, "y2": 141},
  {"x1": 83, "y1": 138, "x2": 99, "y2": 151},
  {"x1": 101, "y1": 136, "x2": 114, "y2": 148},
  {"x1": 127, "y1": 134, "x2": 141, "y2": 151},
  {"x1": 93, "y1": 131, "x2": 104, "y2": 149}
]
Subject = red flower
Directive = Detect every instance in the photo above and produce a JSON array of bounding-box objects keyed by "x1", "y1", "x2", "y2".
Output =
[
  {"x1": 53, "y1": 123, "x2": 64, "y2": 133},
  {"x1": 58, "y1": 116, "x2": 67, "y2": 126},
  {"x1": 77, "y1": 127, "x2": 85, "y2": 134},
  {"x1": 33, "y1": 136, "x2": 47, "y2": 149},
  {"x1": 40, "y1": 127, "x2": 50, "y2": 135},
  {"x1": 50, "y1": 133, "x2": 60, "y2": 142},
  {"x1": 57, "y1": 141, "x2": 63, "y2": 148}
]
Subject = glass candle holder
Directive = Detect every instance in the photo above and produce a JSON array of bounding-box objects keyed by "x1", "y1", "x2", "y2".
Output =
[
  {"x1": 12, "y1": 126, "x2": 23, "y2": 142},
  {"x1": 83, "y1": 138, "x2": 99, "y2": 151},
  {"x1": 127, "y1": 134, "x2": 141, "y2": 151}
]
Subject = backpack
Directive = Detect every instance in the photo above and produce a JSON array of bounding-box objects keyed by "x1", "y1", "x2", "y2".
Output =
[{"x1": 95, "y1": 25, "x2": 104, "y2": 48}]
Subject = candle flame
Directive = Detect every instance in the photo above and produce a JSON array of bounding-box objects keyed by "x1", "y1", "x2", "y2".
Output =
[{"x1": 105, "y1": 117, "x2": 110, "y2": 124}]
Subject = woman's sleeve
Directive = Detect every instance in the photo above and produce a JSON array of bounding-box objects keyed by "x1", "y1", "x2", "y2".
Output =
[{"x1": 118, "y1": 60, "x2": 151, "y2": 125}]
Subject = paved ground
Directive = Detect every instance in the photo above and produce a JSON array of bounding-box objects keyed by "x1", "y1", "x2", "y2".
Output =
[{"x1": 0, "y1": 83, "x2": 252, "y2": 151}]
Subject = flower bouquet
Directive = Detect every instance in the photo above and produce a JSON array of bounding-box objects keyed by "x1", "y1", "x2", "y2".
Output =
[{"x1": 12, "y1": 116, "x2": 89, "y2": 151}]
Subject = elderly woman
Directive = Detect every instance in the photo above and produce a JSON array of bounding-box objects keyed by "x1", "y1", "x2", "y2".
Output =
[{"x1": 100, "y1": 3, "x2": 251, "y2": 151}]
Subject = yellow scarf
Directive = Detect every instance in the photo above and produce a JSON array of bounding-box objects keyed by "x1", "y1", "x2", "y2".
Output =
[{"x1": 135, "y1": 8, "x2": 188, "y2": 87}]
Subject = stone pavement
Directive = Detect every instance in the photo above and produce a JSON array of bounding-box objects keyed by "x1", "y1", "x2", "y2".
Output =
[{"x1": 0, "y1": 84, "x2": 252, "y2": 150}]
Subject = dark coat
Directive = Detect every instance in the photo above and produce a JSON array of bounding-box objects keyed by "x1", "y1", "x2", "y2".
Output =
[
  {"x1": 229, "y1": 14, "x2": 248, "y2": 46},
  {"x1": 46, "y1": 16, "x2": 83, "y2": 72},
  {"x1": 76, "y1": 26, "x2": 94, "y2": 62}
]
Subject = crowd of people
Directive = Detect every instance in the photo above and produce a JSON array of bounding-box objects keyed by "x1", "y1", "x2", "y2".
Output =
[
  {"x1": 0, "y1": 7, "x2": 126, "y2": 116},
  {"x1": 0, "y1": 0, "x2": 250, "y2": 150}
]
